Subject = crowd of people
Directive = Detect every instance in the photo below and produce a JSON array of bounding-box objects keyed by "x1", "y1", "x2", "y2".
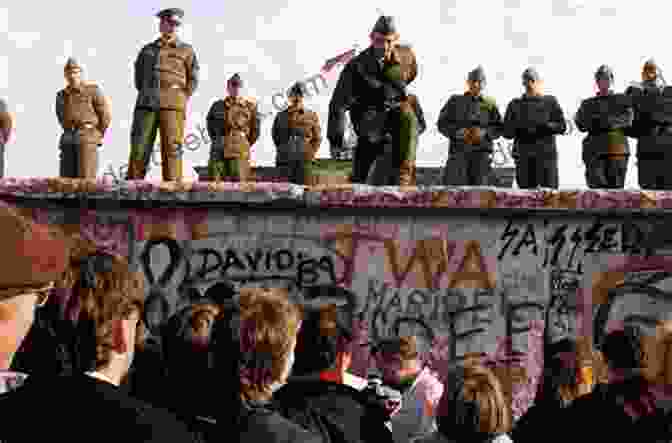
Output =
[{"x1": 0, "y1": 205, "x2": 671, "y2": 442}]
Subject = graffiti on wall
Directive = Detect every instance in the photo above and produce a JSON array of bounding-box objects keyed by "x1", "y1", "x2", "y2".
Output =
[{"x1": 19, "y1": 205, "x2": 672, "y2": 421}]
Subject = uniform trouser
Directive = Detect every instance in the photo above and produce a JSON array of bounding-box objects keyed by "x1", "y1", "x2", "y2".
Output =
[
  {"x1": 0, "y1": 143, "x2": 5, "y2": 178},
  {"x1": 637, "y1": 156, "x2": 672, "y2": 190},
  {"x1": 128, "y1": 108, "x2": 185, "y2": 181},
  {"x1": 208, "y1": 159, "x2": 242, "y2": 181},
  {"x1": 352, "y1": 138, "x2": 383, "y2": 183},
  {"x1": 276, "y1": 160, "x2": 311, "y2": 185},
  {"x1": 515, "y1": 154, "x2": 559, "y2": 189},
  {"x1": 584, "y1": 155, "x2": 628, "y2": 189},
  {"x1": 442, "y1": 151, "x2": 492, "y2": 186},
  {"x1": 59, "y1": 131, "x2": 99, "y2": 178},
  {"x1": 367, "y1": 107, "x2": 418, "y2": 186}
]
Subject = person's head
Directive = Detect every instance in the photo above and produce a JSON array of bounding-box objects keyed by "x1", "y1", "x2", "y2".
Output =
[
  {"x1": 369, "y1": 15, "x2": 399, "y2": 61},
  {"x1": 291, "y1": 302, "x2": 354, "y2": 378},
  {"x1": 643, "y1": 59, "x2": 658, "y2": 82},
  {"x1": 236, "y1": 287, "x2": 302, "y2": 401},
  {"x1": 227, "y1": 73, "x2": 243, "y2": 97},
  {"x1": 287, "y1": 82, "x2": 305, "y2": 108},
  {"x1": 157, "y1": 8, "x2": 183, "y2": 38},
  {"x1": 601, "y1": 325, "x2": 644, "y2": 377},
  {"x1": 595, "y1": 64, "x2": 614, "y2": 94},
  {"x1": 537, "y1": 338, "x2": 592, "y2": 408},
  {"x1": 436, "y1": 364, "x2": 511, "y2": 439},
  {"x1": 60, "y1": 236, "x2": 145, "y2": 385},
  {"x1": 467, "y1": 66, "x2": 486, "y2": 96},
  {"x1": 0, "y1": 205, "x2": 69, "y2": 370},
  {"x1": 522, "y1": 67, "x2": 542, "y2": 95},
  {"x1": 64, "y1": 57, "x2": 82, "y2": 86},
  {"x1": 374, "y1": 336, "x2": 421, "y2": 384}
]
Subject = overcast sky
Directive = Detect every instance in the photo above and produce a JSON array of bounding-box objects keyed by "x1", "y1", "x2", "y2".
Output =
[{"x1": 0, "y1": 0, "x2": 664, "y2": 186}]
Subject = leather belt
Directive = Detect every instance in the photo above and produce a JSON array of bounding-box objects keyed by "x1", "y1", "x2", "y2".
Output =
[{"x1": 64, "y1": 123, "x2": 95, "y2": 131}]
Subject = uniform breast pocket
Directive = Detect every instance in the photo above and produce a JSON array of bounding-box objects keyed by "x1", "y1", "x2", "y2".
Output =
[{"x1": 162, "y1": 52, "x2": 186, "y2": 71}]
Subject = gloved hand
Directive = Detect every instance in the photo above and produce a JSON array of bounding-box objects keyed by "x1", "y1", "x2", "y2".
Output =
[{"x1": 464, "y1": 127, "x2": 483, "y2": 145}]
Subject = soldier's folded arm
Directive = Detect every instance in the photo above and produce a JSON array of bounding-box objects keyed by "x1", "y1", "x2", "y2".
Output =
[
  {"x1": 327, "y1": 62, "x2": 357, "y2": 147},
  {"x1": 55, "y1": 91, "x2": 65, "y2": 129},
  {"x1": 412, "y1": 95, "x2": 427, "y2": 135},
  {"x1": 185, "y1": 50, "x2": 199, "y2": 97},
  {"x1": 272, "y1": 112, "x2": 284, "y2": 148},
  {"x1": 133, "y1": 47, "x2": 145, "y2": 92},
  {"x1": 486, "y1": 102, "x2": 504, "y2": 140},
  {"x1": 574, "y1": 103, "x2": 590, "y2": 133},
  {"x1": 544, "y1": 96, "x2": 567, "y2": 134},
  {"x1": 436, "y1": 97, "x2": 462, "y2": 139},
  {"x1": 502, "y1": 101, "x2": 518, "y2": 139},
  {"x1": 93, "y1": 85, "x2": 112, "y2": 136},
  {"x1": 608, "y1": 106, "x2": 634, "y2": 130},
  {"x1": 205, "y1": 102, "x2": 220, "y2": 141},
  {"x1": 249, "y1": 103, "x2": 260, "y2": 147},
  {"x1": 310, "y1": 113, "x2": 322, "y2": 159}
]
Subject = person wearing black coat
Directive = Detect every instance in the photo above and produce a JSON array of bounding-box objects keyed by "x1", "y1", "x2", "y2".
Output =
[
  {"x1": 212, "y1": 287, "x2": 324, "y2": 443},
  {"x1": 0, "y1": 372, "x2": 201, "y2": 443},
  {"x1": 561, "y1": 326, "x2": 672, "y2": 442},
  {"x1": 272, "y1": 288, "x2": 394, "y2": 443}
]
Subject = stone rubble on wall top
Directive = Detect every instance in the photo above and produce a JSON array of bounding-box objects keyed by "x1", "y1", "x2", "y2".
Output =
[{"x1": 0, "y1": 178, "x2": 672, "y2": 210}]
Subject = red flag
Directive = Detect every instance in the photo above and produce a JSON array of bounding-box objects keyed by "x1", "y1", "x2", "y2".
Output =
[{"x1": 321, "y1": 47, "x2": 357, "y2": 75}]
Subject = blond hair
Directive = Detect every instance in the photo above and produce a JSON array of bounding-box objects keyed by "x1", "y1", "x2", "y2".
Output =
[{"x1": 437, "y1": 364, "x2": 511, "y2": 437}]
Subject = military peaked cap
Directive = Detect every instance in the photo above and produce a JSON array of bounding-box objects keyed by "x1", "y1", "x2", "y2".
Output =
[{"x1": 156, "y1": 8, "x2": 184, "y2": 24}]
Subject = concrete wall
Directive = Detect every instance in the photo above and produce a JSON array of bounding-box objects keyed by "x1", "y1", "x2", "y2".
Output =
[
  {"x1": 194, "y1": 164, "x2": 517, "y2": 187},
  {"x1": 7, "y1": 179, "x2": 672, "y2": 419}
]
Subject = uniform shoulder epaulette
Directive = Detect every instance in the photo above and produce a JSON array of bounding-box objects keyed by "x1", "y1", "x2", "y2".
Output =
[{"x1": 242, "y1": 96, "x2": 257, "y2": 106}]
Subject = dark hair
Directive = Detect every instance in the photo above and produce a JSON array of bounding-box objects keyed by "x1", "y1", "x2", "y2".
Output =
[
  {"x1": 292, "y1": 303, "x2": 353, "y2": 376},
  {"x1": 602, "y1": 325, "x2": 643, "y2": 370},
  {"x1": 535, "y1": 338, "x2": 582, "y2": 408}
]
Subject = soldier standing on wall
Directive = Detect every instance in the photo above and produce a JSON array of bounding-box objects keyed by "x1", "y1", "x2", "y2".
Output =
[
  {"x1": 55, "y1": 57, "x2": 111, "y2": 178},
  {"x1": 0, "y1": 98, "x2": 13, "y2": 177},
  {"x1": 575, "y1": 65, "x2": 633, "y2": 189},
  {"x1": 366, "y1": 41, "x2": 424, "y2": 186},
  {"x1": 436, "y1": 66, "x2": 503, "y2": 186},
  {"x1": 206, "y1": 73, "x2": 260, "y2": 182},
  {"x1": 503, "y1": 68, "x2": 567, "y2": 189},
  {"x1": 625, "y1": 58, "x2": 672, "y2": 190},
  {"x1": 127, "y1": 8, "x2": 199, "y2": 182},
  {"x1": 271, "y1": 82, "x2": 322, "y2": 185},
  {"x1": 328, "y1": 16, "x2": 415, "y2": 184}
]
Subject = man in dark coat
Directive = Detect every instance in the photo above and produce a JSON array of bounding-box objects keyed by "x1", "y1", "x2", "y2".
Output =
[
  {"x1": 0, "y1": 235, "x2": 200, "y2": 443},
  {"x1": 561, "y1": 326, "x2": 672, "y2": 442},
  {"x1": 437, "y1": 65, "x2": 503, "y2": 186},
  {"x1": 503, "y1": 67, "x2": 567, "y2": 188},
  {"x1": 625, "y1": 58, "x2": 672, "y2": 189},
  {"x1": 327, "y1": 15, "x2": 415, "y2": 184},
  {"x1": 575, "y1": 65, "x2": 633, "y2": 188},
  {"x1": 272, "y1": 287, "x2": 394, "y2": 443}
]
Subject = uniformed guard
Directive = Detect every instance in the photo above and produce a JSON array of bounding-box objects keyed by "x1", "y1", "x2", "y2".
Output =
[
  {"x1": 127, "y1": 8, "x2": 199, "y2": 181},
  {"x1": 437, "y1": 66, "x2": 503, "y2": 186},
  {"x1": 206, "y1": 73, "x2": 260, "y2": 182},
  {"x1": 503, "y1": 68, "x2": 567, "y2": 189},
  {"x1": 575, "y1": 65, "x2": 633, "y2": 189},
  {"x1": 328, "y1": 15, "x2": 417, "y2": 184},
  {"x1": 0, "y1": 98, "x2": 14, "y2": 177},
  {"x1": 55, "y1": 57, "x2": 111, "y2": 178},
  {"x1": 366, "y1": 43, "x2": 426, "y2": 186},
  {"x1": 625, "y1": 58, "x2": 672, "y2": 189},
  {"x1": 271, "y1": 82, "x2": 322, "y2": 185}
]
